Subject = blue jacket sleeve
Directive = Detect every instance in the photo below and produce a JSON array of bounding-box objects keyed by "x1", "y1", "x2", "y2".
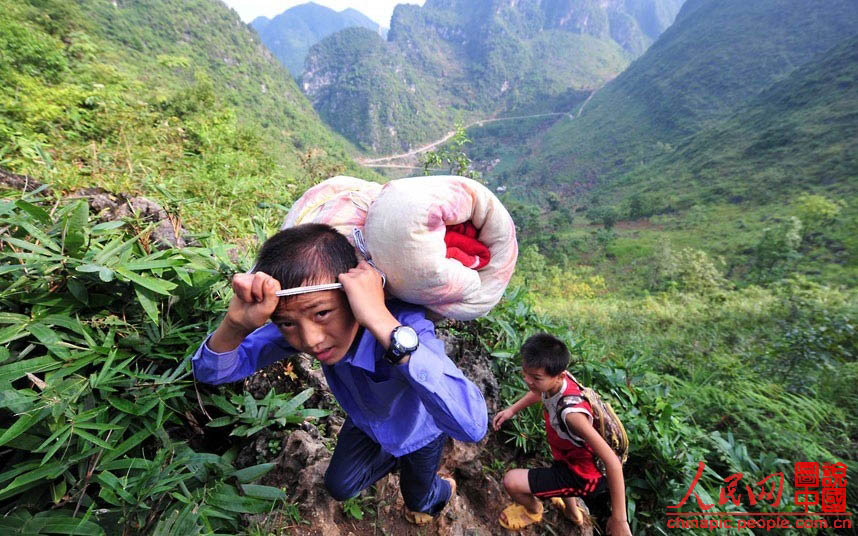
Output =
[
  {"x1": 394, "y1": 307, "x2": 488, "y2": 443},
  {"x1": 191, "y1": 323, "x2": 294, "y2": 385}
]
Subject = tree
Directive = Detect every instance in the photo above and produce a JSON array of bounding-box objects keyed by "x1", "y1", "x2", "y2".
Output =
[
  {"x1": 749, "y1": 217, "x2": 803, "y2": 283},
  {"x1": 794, "y1": 194, "x2": 844, "y2": 237},
  {"x1": 588, "y1": 206, "x2": 618, "y2": 229},
  {"x1": 421, "y1": 123, "x2": 482, "y2": 181}
]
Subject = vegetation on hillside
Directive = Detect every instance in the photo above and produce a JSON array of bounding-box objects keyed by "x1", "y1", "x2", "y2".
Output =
[
  {"x1": 521, "y1": 0, "x2": 858, "y2": 187},
  {"x1": 251, "y1": 3, "x2": 383, "y2": 77},
  {"x1": 1, "y1": 0, "x2": 856, "y2": 534},
  {"x1": 0, "y1": 0, "x2": 377, "y2": 237},
  {"x1": 301, "y1": 0, "x2": 666, "y2": 154}
]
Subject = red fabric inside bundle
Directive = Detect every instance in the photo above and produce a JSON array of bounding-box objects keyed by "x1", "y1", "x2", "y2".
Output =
[{"x1": 444, "y1": 222, "x2": 491, "y2": 270}]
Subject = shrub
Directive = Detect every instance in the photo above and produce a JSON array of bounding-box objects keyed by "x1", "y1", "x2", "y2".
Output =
[
  {"x1": 0, "y1": 195, "x2": 316, "y2": 533},
  {"x1": 651, "y1": 244, "x2": 729, "y2": 294},
  {"x1": 794, "y1": 193, "x2": 844, "y2": 235}
]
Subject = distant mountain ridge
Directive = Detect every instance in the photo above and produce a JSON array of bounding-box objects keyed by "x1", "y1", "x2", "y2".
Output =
[
  {"x1": 302, "y1": 0, "x2": 685, "y2": 154},
  {"x1": 519, "y1": 0, "x2": 858, "y2": 192},
  {"x1": 251, "y1": 2, "x2": 384, "y2": 77},
  {"x1": 608, "y1": 33, "x2": 858, "y2": 208}
]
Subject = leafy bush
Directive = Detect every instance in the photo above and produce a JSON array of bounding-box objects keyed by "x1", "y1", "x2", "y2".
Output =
[
  {"x1": 0, "y1": 195, "x2": 316, "y2": 534},
  {"x1": 651, "y1": 244, "x2": 730, "y2": 293},
  {"x1": 512, "y1": 245, "x2": 606, "y2": 300},
  {"x1": 749, "y1": 216, "x2": 803, "y2": 283},
  {"x1": 794, "y1": 193, "x2": 845, "y2": 236}
]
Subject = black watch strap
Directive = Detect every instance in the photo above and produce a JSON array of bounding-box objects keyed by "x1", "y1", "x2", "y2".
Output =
[{"x1": 385, "y1": 325, "x2": 418, "y2": 365}]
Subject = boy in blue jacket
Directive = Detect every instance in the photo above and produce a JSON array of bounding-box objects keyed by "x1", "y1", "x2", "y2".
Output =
[{"x1": 192, "y1": 223, "x2": 487, "y2": 523}]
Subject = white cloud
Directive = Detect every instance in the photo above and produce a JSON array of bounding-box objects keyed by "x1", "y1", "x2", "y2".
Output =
[{"x1": 220, "y1": 0, "x2": 426, "y2": 28}]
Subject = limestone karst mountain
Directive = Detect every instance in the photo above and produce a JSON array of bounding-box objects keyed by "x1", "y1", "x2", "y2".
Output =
[{"x1": 301, "y1": 0, "x2": 685, "y2": 154}]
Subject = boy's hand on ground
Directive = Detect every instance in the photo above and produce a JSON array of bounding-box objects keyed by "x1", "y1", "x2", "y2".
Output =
[
  {"x1": 492, "y1": 408, "x2": 515, "y2": 431},
  {"x1": 338, "y1": 261, "x2": 388, "y2": 327},
  {"x1": 225, "y1": 272, "x2": 281, "y2": 333},
  {"x1": 607, "y1": 515, "x2": 631, "y2": 536}
]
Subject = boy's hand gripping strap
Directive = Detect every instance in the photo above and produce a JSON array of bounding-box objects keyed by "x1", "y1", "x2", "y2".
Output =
[{"x1": 273, "y1": 228, "x2": 386, "y2": 297}]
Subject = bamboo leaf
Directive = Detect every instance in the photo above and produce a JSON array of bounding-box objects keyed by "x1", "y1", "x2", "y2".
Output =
[
  {"x1": 72, "y1": 429, "x2": 114, "y2": 450},
  {"x1": 135, "y1": 286, "x2": 160, "y2": 325},
  {"x1": 273, "y1": 388, "x2": 314, "y2": 419},
  {"x1": 0, "y1": 356, "x2": 60, "y2": 383},
  {"x1": 90, "y1": 220, "x2": 125, "y2": 234},
  {"x1": 203, "y1": 415, "x2": 233, "y2": 428},
  {"x1": 106, "y1": 396, "x2": 138, "y2": 415},
  {"x1": 240, "y1": 484, "x2": 286, "y2": 501},
  {"x1": 14, "y1": 200, "x2": 52, "y2": 225},
  {"x1": 230, "y1": 463, "x2": 274, "y2": 484},
  {"x1": 2, "y1": 236, "x2": 58, "y2": 257},
  {"x1": 61, "y1": 200, "x2": 88, "y2": 257},
  {"x1": 0, "y1": 409, "x2": 48, "y2": 447},
  {"x1": 0, "y1": 461, "x2": 64, "y2": 500},
  {"x1": 115, "y1": 267, "x2": 177, "y2": 295},
  {"x1": 101, "y1": 428, "x2": 152, "y2": 463},
  {"x1": 0, "y1": 324, "x2": 28, "y2": 346}
]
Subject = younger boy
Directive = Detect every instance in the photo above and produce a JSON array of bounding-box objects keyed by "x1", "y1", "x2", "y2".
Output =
[
  {"x1": 492, "y1": 333, "x2": 631, "y2": 535},
  {"x1": 192, "y1": 224, "x2": 488, "y2": 522}
]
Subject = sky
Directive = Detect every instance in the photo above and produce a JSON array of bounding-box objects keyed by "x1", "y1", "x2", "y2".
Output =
[{"x1": 220, "y1": 0, "x2": 426, "y2": 28}]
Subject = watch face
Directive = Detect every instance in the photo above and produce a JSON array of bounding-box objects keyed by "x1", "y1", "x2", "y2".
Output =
[{"x1": 395, "y1": 326, "x2": 419, "y2": 351}]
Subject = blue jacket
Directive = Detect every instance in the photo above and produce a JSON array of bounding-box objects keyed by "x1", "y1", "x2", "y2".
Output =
[{"x1": 192, "y1": 300, "x2": 488, "y2": 456}]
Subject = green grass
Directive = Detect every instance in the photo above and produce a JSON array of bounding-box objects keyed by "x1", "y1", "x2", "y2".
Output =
[
  {"x1": 0, "y1": 0, "x2": 379, "y2": 238},
  {"x1": 518, "y1": 0, "x2": 858, "y2": 197}
]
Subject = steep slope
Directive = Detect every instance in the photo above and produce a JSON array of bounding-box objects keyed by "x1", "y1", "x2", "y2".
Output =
[
  {"x1": 251, "y1": 3, "x2": 383, "y2": 77},
  {"x1": 522, "y1": 0, "x2": 858, "y2": 189},
  {"x1": 303, "y1": 0, "x2": 685, "y2": 154},
  {"x1": 610, "y1": 34, "x2": 858, "y2": 208},
  {"x1": 0, "y1": 0, "x2": 374, "y2": 235},
  {"x1": 302, "y1": 27, "x2": 456, "y2": 155}
]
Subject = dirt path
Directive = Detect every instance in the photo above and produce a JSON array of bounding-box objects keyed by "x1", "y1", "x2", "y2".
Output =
[{"x1": 356, "y1": 109, "x2": 581, "y2": 167}]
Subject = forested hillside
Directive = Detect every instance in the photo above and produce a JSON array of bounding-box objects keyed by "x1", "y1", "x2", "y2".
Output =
[
  {"x1": 609, "y1": 34, "x2": 858, "y2": 209},
  {"x1": 520, "y1": 0, "x2": 858, "y2": 188},
  {"x1": 0, "y1": 0, "x2": 375, "y2": 235},
  {"x1": 251, "y1": 3, "x2": 383, "y2": 77},
  {"x1": 301, "y1": 0, "x2": 685, "y2": 153}
]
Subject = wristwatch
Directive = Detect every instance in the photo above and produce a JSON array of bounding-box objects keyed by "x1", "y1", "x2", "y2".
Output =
[{"x1": 384, "y1": 325, "x2": 419, "y2": 365}]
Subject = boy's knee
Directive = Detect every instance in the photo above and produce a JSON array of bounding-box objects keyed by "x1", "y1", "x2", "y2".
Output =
[
  {"x1": 503, "y1": 469, "x2": 527, "y2": 495},
  {"x1": 324, "y1": 467, "x2": 358, "y2": 502}
]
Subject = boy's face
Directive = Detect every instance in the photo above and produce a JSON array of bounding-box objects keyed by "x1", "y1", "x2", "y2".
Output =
[
  {"x1": 271, "y1": 289, "x2": 359, "y2": 366},
  {"x1": 522, "y1": 366, "x2": 565, "y2": 395}
]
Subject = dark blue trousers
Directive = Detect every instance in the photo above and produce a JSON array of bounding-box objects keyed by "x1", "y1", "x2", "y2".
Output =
[{"x1": 323, "y1": 418, "x2": 451, "y2": 515}]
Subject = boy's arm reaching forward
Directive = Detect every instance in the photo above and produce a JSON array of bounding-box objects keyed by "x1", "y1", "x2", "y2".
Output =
[
  {"x1": 193, "y1": 272, "x2": 293, "y2": 385},
  {"x1": 338, "y1": 262, "x2": 488, "y2": 443},
  {"x1": 566, "y1": 413, "x2": 632, "y2": 536},
  {"x1": 491, "y1": 390, "x2": 541, "y2": 431}
]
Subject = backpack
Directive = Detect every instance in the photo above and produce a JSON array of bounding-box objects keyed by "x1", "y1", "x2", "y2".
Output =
[{"x1": 556, "y1": 374, "x2": 629, "y2": 476}]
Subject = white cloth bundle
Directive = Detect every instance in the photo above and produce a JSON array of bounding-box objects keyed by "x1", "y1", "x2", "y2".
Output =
[{"x1": 282, "y1": 175, "x2": 518, "y2": 320}]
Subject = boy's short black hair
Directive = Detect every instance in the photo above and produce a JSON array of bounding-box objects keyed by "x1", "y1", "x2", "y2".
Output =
[
  {"x1": 520, "y1": 333, "x2": 570, "y2": 376},
  {"x1": 254, "y1": 223, "x2": 357, "y2": 290}
]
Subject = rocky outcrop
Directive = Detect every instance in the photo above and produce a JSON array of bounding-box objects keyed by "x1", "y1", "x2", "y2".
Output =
[{"x1": 1, "y1": 169, "x2": 187, "y2": 249}]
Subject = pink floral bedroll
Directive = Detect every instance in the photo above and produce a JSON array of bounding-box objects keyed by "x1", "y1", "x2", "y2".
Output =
[{"x1": 281, "y1": 175, "x2": 518, "y2": 320}]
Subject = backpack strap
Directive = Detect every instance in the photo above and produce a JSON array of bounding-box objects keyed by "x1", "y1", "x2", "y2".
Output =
[
  {"x1": 555, "y1": 374, "x2": 590, "y2": 446},
  {"x1": 555, "y1": 394, "x2": 587, "y2": 446}
]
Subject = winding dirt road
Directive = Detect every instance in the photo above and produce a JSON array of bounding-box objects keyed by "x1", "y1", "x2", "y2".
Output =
[{"x1": 356, "y1": 110, "x2": 577, "y2": 167}]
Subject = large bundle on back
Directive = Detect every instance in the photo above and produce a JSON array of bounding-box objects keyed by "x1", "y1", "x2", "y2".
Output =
[{"x1": 282, "y1": 175, "x2": 517, "y2": 320}]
